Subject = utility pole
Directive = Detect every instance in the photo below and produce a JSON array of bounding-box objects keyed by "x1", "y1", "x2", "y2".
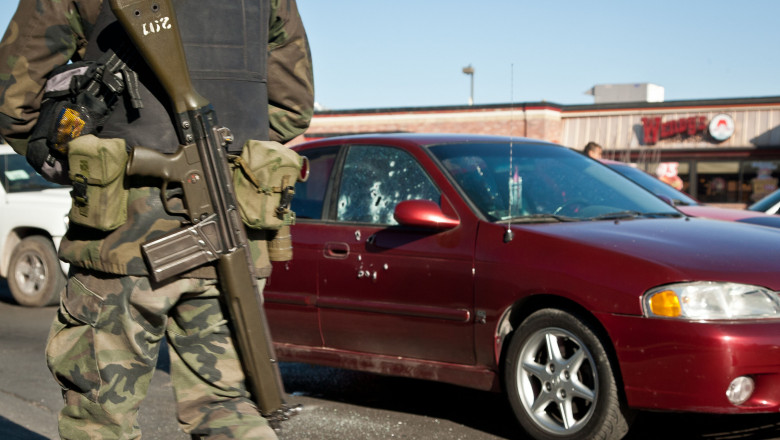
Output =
[{"x1": 462, "y1": 65, "x2": 474, "y2": 106}]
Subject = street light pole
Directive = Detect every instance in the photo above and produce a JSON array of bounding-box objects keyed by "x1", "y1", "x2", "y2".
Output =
[{"x1": 462, "y1": 65, "x2": 474, "y2": 106}]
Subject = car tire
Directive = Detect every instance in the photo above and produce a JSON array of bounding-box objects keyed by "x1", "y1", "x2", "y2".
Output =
[
  {"x1": 504, "y1": 308, "x2": 631, "y2": 440},
  {"x1": 7, "y1": 236, "x2": 65, "y2": 307}
]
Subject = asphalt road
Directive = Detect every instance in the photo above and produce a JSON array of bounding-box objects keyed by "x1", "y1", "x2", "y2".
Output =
[{"x1": 1, "y1": 278, "x2": 779, "y2": 440}]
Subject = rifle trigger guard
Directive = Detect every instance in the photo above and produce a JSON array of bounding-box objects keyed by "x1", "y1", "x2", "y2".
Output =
[{"x1": 160, "y1": 181, "x2": 188, "y2": 217}]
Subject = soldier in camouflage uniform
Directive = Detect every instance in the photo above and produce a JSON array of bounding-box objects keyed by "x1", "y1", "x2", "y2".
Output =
[{"x1": 0, "y1": 1, "x2": 314, "y2": 439}]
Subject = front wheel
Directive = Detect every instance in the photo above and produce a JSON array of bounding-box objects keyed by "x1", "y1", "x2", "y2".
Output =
[
  {"x1": 504, "y1": 308, "x2": 631, "y2": 440},
  {"x1": 7, "y1": 236, "x2": 65, "y2": 307}
]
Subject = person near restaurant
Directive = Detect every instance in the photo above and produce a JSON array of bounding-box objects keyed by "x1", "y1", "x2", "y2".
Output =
[{"x1": 583, "y1": 141, "x2": 603, "y2": 159}]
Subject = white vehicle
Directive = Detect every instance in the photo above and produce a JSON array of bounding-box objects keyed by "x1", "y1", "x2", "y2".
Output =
[{"x1": 0, "y1": 144, "x2": 71, "y2": 306}]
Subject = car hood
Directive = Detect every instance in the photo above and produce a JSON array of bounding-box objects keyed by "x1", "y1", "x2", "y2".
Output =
[{"x1": 513, "y1": 216, "x2": 780, "y2": 290}]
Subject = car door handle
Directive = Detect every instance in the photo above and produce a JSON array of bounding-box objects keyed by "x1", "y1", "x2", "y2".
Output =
[{"x1": 324, "y1": 242, "x2": 349, "y2": 259}]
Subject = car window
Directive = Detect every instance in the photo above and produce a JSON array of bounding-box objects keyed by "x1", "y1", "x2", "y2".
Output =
[
  {"x1": 336, "y1": 145, "x2": 440, "y2": 225},
  {"x1": 1, "y1": 154, "x2": 65, "y2": 193},
  {"x1": 291, "y1": 146, "x2": 339, "y2": 219},
  {"x1": 608, "y1": 162, "x2": 698, "y2": 206},
  {"x1": 748, "y1": 189, "x2": 780, "y2": 214},
  {"x1": 430, "y1": 142, "x2": 679, "y2": 221}
]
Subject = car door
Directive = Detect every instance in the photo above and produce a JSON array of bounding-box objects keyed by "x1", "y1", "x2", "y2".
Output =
[
  {"x1": 317, "y1": 143, "x2": 476, "y2": 365},
  {"x1": 264, "y1": 145, "x2": 340, "y2": 347}
]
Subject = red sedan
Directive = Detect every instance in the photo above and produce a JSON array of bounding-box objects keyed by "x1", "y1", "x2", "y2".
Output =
[{"x1": 264, "y1": 134, "x2": 780, "y2": 440}]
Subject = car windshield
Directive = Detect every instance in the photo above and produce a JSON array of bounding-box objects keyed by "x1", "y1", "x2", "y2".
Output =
[
  {"x1": 748, "y1": 189, "x2": 780, "y2": 212},
  {"x1": 429, "y1": 142, "x2": 681, "y2": 222},
  {"x1": 607, "y1": 162, "x2": 698, "y2": 206},
  {"x1": 1, "y1": 153, "x2": 66, "y2": 193}
]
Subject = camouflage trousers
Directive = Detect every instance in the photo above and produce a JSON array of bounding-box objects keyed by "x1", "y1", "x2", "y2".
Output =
[{"x1": 45, "y1": 268, "x2": 277, "y2": 440}]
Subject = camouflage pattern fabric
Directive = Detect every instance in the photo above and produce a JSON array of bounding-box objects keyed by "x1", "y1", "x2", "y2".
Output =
[
  {"x1": 47, "y1": 269, "x2": 277, "y2": 440},
  {"x1": 0, "y1": 0, "x2": 309, "y2": 276},
  {"x1": 267, "y1": 0, "x2": 314, "y2": 143},
  {"x1": 0, "y1": 0, "x2": 102, "y2": 155},
  {"x1": 1, "y1": 1, "x2": 312, "y2": 437},
  {"x1": 0, "y1": 0, "x2": 313, "y2": 154}
]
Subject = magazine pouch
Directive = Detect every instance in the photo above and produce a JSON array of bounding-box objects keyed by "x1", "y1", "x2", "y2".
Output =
[
  {"x1": 232, "y1": 140, "x2": 308, "y2": 231},
  {"x1": 67, "y1": 135, "x2": 129, "y2": 231}
]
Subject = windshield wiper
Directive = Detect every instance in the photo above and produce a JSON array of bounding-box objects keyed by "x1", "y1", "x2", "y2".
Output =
[
  {"x1": 590, "y1": 211, "x2": 683, "y2": 221},
  {"x1": 644, "y1": 212, "x2": 685, "y2": 218},
  {"x1": 499, "y1": 211, "x2": 682, "y2": 224},
  {"x1": 499, "y1": 213, "x2": 581, "y2": 223},
  {"x1": 591, "y1": 211, "x2": 642, "y2": 220}
]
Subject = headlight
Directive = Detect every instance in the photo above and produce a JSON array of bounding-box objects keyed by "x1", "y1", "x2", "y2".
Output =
[{"x1": 644, "y1": 282, "x2": 780, "y2": 320}]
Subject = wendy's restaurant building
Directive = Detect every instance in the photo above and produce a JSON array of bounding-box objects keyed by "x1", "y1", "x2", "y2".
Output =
[
  {"x1": 561, "y1": 96, "x2": 780, "y2": 208},
  {"x1": 303, "y1": 88, "x2": 780, "y2": 209}
]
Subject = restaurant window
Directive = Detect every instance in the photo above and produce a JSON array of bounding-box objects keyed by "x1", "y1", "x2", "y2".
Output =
[
  {"x1": 642, "y1": 161, "x2": 692, "y2": 194},
  {"x1": 633, "y1": 157, "x2": 780, "y2": 206},
  {"x1": 695, "y1": 161, "x2": 740, "y2": 204},
  {"x1": 741, "y1": 160, "x2": 780, "y2": 204}
]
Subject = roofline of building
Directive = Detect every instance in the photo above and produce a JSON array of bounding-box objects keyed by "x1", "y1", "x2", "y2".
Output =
[
  {"x1": 314, "y1": 95, "x2": 780, "y2": 116},
  {"x1": 314, "y1": 101, "x2": 560, "y2": 116},
  {"x1": 563, "y1": 95, "x2": 780, "y2": 112}
]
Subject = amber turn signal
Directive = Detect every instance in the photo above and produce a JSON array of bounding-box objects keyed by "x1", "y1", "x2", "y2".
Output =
[{"x1": 648, "y1": 290, "x2": 682, "y2": 317}]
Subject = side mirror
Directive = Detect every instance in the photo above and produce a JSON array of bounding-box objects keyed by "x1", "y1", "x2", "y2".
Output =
[{"x1": 393, "y1": 200, "x2": 460, "y2": 230}]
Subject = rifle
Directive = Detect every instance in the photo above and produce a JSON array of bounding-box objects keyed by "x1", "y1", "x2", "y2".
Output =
[{"x1": 109, "y1": 0, "x2": 296, "y2": 425}]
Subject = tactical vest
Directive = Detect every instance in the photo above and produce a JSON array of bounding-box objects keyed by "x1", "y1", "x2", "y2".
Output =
[
  {"x1": 56, "y1": 0, "x2": 274, "y2": 277},
  {"x1": 86, "y1": 0, "x2": 271, "y2": 153}
]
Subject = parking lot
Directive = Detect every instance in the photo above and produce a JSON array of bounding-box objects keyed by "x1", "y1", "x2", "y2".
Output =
[{"x1": 2, "y1": 279, "x2": 780, "y2": 440}]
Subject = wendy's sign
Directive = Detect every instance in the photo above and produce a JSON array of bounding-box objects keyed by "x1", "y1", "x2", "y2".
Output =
[
  {"x1": 641, "y1": 114, "x2": 735, "y2": 145},
  {"x1": 641, "y1": 116, "x2": 707, "y2": 145}
]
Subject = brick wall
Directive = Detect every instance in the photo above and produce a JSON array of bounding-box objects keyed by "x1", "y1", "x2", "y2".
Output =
[{"x1": 303, "y1": 105, "x2": 564, "y2": 143}]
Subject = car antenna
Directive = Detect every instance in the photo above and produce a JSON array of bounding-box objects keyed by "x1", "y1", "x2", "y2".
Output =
[{"x1": 504, "y1": 64, "x2": 516, "y2": 243}]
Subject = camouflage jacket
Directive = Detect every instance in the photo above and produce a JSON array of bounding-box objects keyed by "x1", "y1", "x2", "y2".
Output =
[
  {"x1": 0, "y1": 0, "x2": 314, "y2": 154},
  {"x1": 0, "y1": 0, "x2": 314, "y2": 277}
]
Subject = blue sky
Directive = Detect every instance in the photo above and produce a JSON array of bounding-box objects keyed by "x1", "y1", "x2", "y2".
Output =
[{"x1": 2, "y1": 1, "x2": 778, "y2": 110}]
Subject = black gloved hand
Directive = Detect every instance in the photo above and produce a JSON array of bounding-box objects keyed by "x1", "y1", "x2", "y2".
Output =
[{"x1": 26, "y1": 141, "x2": 70, "y2": 185}]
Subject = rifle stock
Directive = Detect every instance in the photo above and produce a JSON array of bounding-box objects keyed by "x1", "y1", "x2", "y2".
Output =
[
  {"x1": 110, "y1": 0, "x2": 206, "y2": 114},
  {"x1": 110, "y1": 0, "x2": 292, "y2": 422}
]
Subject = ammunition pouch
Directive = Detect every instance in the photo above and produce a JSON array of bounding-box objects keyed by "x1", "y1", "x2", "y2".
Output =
[
  {"x1": 67, "y1": 135, "x2": 130, "y2": 231},
  {"x1": 27, "y1": 51, "x2": 141, "y2": 183},
  {"x1": 232, "y1": 140, "x2": 309, "y2": 261}
]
